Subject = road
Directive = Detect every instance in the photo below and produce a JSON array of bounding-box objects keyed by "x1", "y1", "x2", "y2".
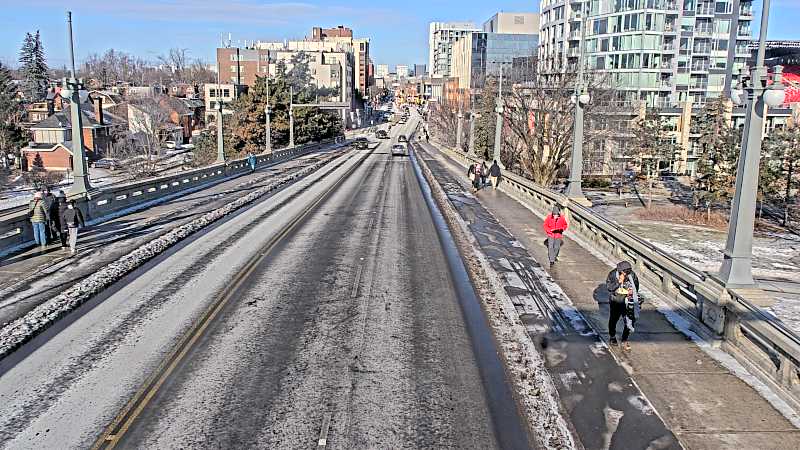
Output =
[{"x1": 0, "y1": 117, "x2": 503, "y2": 449}]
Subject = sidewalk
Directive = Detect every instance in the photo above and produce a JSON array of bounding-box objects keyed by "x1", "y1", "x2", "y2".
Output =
[{"x1": 415, "y1": 141, "x2": 800, "y2": 450}]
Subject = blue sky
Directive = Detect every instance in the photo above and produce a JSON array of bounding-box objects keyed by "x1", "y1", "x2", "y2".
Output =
[{"x1": 1, "y1": 0, "x2": 798, "y2": 70}]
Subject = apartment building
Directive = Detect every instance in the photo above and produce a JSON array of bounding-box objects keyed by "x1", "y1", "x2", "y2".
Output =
[
  {"x1": 429, "y1": 21, "x2": 481, "y2": 76},
  {"x1": 396, "y1": 65, "x2": 409, "y2": 78},
  {"x1": 376, "y1": 64, "x2": 389, "y2": 79},
  {"x1": 538, "y1": 0, "x2": 753, "y2": 108}
]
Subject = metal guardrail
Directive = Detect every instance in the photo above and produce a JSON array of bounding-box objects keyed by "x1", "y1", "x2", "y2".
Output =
[
  {"x1": 432, "y1": 142, "x2": 800, "y2": 413},
  {"x1": 0, "y1": 137, "x2": 344, "y2": 258}
]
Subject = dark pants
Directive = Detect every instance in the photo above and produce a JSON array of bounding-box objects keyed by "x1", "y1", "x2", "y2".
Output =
[{"x1": 609, "y1": 301, "x2": 633, "y2": 341}]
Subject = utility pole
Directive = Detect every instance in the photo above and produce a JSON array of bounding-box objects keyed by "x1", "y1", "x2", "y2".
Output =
[
  {"x1": 63, "y1": 11, "x2": 91, "y2": 197},
  {"x1": 215, "y1": 57, "x2": 225, "y2": 163},
  {"x1": 289, "y1": 86, "x2": 295, "y2": 148},
  {"x1": 469, "y1": 112, "x2": 478, "y2": 155},
  {"x1": 565, "y1": 3, "x2": 591, "y2": 205},
  {"x1": 720, "y1": 0, "x2": 785, "y2": 287},
  {"x1": 456, "y1": 110, "x2": 464, "y2": 151},
  {"x1": 493, "y1": 64, "x2": 504, "y2": 166},
  {"x1": 265, "y1": 79, "x2": 272, "y2": 154}
]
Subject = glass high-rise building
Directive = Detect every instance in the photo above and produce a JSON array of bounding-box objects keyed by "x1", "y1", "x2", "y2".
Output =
[{"x1": 538, "y1": 0, "x2": 753, "y2": 107}]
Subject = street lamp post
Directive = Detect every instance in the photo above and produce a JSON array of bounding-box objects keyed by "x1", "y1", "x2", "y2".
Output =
[
  {"x1": 564, "y1": 3, "x2": 591, "y2": 205},
  {"x1": 215, "y1": 60, "x2": 225, "y2": 163},
  {"x1": 720, "y1": 0, "x2": 784, "y2": 287},
  {"x1": 456, "y1": 111, "x2": 464, "y2": 151},
  {"x1": 265, "y1": 80, "x2": 272, "y2": 154},
  {"x1": 493, "y1": 65, "x2": 505, "y2": 166},
  {"x1": 289, "y1": 87, "x2": 295, "y2": 149},
  {"x1": 63, "y1": 12, "x2": 91, "y2": 197},
  {"x1": 468, "y1": 112, "x2": 478, "y2": 155}
]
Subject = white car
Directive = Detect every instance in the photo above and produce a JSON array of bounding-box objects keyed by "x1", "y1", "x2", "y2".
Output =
[{"x1": 391, "y1": 143, "x2": 408, "y2": 157}]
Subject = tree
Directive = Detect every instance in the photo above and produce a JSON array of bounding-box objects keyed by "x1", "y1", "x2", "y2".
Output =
[
  {"x1": 692, "y1": 98, "x2": 739, "y2": 214},
  {"x1": 18, "y1": 31, "x2": 49, "y2": 101},
  {"x1": 227, "y1": 68, "x2": 342, "y2": 157},
  {"x1": 630, "y1": 108, "x2": 681, "y2": 208},
  {"x1": 0, "y1": 62, "x2": 25, "y2": 164},
  {"x1": 125, "y1": 96, "x2": 173, "y2": 178},
  {"x1": 501, "y1": 66, "x2": 623, "y2": 187},
  {"x1": 158, "y1": 48, "x2": 189, "y2": 82},
  {"x1": 763, "y1": 124, "x2": 800, "y2": 225}
]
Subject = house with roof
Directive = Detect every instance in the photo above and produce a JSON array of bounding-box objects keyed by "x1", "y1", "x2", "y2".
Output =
[{"x1": 20, "y1": 98, "x2": 125, "y2": 171}]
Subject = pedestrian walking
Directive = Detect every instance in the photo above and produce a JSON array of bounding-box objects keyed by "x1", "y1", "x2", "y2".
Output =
[
  {"x1": 27, "y1": 192, "x2": 49, "y2": 249},
  {"x1": 489, "y1": 160, "x2": 501, "y2": 189},
  {"x1": 606, "y1": 261, "x2": 641, "y2": 351},
  {"x1": 42, "y1": 187, "x2": 57, "y2": 243},
  {"x1": 543, "y1": 205, "x2": 568, "y2": 267},
  {"x1": 480, "y1": 162, "x2": 488, "y2": 188},
  {"x1": 61, "y1": 200, "x2": 86, "y2": 255},
  {"x1": 467, "y1": 162, "x2": 482, "y2": 193},
  {"x1": 247, "y1": 152, "x2": 257, "y2": 171},
  {"x1": 55, "y1": 191, "x2": 69, "y2": 248}
]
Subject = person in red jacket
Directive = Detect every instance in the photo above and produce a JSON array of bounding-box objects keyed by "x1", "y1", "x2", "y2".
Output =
[{"x1": 543, "y1": 205, "x2": 568, "y2": 267}]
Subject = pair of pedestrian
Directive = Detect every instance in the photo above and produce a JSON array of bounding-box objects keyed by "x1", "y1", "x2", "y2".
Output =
[{"x1": 606, "y1": 261, "x2": 642, "y2": 351}]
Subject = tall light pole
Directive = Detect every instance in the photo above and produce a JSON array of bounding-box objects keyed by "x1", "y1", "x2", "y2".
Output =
[
  {"x1": 215, "y1": 58, "x2": 225, "y2": 163},
  {"x1": 720, "y1": 0, "x2": 785, "y2": 287},
  {"x1": 493, "y1": 63, "x2": 505, "y2": 166},
  {"x1": 565, "y1": 3, "x2": 591, "y2": 204},
  {"x1": 456, "y1": 110, "x2": 464, "y2": 151},
  {"x1": 62, "y1": 12, "x2": 91, "y2": 197},
  {"x1": 469, "y1": 112, "x2": 478, "y2": 155},
  {"x1": 288, "y1": 86, "x2": 295, "y2": 149},
  {"x1": 265, "y1": 79, "x2": 272, "y2": 154}
]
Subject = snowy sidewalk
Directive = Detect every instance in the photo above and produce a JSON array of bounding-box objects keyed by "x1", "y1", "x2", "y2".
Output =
[{"x1": 416, "y1": 141, "x2": 800, "y2": 450}]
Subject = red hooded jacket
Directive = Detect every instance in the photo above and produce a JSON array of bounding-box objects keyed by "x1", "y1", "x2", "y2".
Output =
[{"x1": 543, "y1": 213, "x2": 568, "y2": 239}]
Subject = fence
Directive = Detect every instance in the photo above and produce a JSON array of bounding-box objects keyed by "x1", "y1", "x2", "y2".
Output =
[
  {"x1": 0, "y1": 138, "x2": 344, "y2": 258},
  {"x1": 432, "y1": 142, "x2": 800, "y2": 414}
]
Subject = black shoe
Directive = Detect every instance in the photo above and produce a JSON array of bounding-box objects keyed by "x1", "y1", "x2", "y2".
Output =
[
  {"x1": 549, "y1": 261, "x2": 555, "y2": 268},
  {"x1": 610, "y1": 337, "x2": 618, "y2": 345}
]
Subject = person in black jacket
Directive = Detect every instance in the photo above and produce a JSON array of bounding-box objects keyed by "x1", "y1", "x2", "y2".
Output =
[
  {"x1": 466, "y1": 162, "x2": 482, "y2": 193},
  {"x1": 606, "y1": 261, "x2": 641, "y2": 350},
  {"x1": 61, "y1": 200, "x2": 86, "y2": 255},
  {"x1": 54, "y1": 191, "x2": 68, "y2": 248},
  {"x1": 489, "y1": 160, "x2": 501, "y2": 189}
]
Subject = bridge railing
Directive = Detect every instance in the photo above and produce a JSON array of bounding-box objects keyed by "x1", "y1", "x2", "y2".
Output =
[
  {"x1": 0, "y1": 137, "x2": 344, "y2": 258},
  {"x1": 432, "y1": 142, "x2": 800, "y2": 413}
]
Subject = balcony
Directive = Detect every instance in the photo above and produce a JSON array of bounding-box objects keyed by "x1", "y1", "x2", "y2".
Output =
[
  {"x1": 567, "y1": 47, "x2": 581, "y2": 57},
  {"x1": 689, "y1": 83, "x2": 708, "y2": 90},
  {"x1": 695, "y1": 27, "x2": 713, "y2": 37},
  {"x1": 691, "y1": 64, "x2": 710, "y2": 72},
  {"x1": 693, "y1": 46, "x2": 711, "y2": 54},
  {"x1": 697, "y1": 6, "x2": 714, "y2": 16},
  {"x1": 664, "y1": 23, "x2": 677, "y2": 33},
  {"x1": 740, "y1": 6, "x2": 753, "y2": 16},
  {"x1": 569, "y1": 30, "x2": 581, "y2": 40}
]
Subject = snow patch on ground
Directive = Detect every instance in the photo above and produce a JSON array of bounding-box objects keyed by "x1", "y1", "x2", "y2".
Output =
[{"x1": 0, "y1": 151, "x2": 348, "y2": 359}]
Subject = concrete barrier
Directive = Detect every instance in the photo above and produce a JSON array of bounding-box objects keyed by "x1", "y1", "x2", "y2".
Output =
[
  {"x1": 0, "y1": 138, "x2": 344, "y2": 258},
  {"x1": 430, "y1": 141, "x2": 800, "y2": 414}
]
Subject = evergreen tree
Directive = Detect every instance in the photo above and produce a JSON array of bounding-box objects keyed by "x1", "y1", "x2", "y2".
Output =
[
  {"x1": 32, "y1": 152, "x2": 44, "y2": 170},
  {"x1": 0, "y1": 61, "x2": 25, "y2": 158},
  {"x1": 691, "y1": 98, "x2": 739, "y2": 212},
  {"x1": 19, "y1": 31, "x2": 49, "y2": 101}
]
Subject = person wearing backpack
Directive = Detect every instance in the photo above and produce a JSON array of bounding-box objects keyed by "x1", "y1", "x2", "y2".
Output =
[
  {"x1": 61, "y1": 200, "x2": 86, "y2": 255},
  {"x1": 543, "y1": 205, "x2": 568, "y2": 267},
  {"x1": 606, "y1": 261, "x2": 641, "y2": 351},
  {"x1": 466, "y1": 162, "x2": 482, "y2": 193},
  {"x1": 28, "y1": 191, "x2": 49, "y2": 249},
  {"x1": 489, "y1": 160, "x2": 501, "y2": 189}
]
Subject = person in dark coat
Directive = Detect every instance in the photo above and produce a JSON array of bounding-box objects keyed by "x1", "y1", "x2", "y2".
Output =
[
  {"x1": 42, "y1": 186, "x2": 57, "y2": 243},
  {"x1": 467, "y1": 162, "x2": 482, "y2": 193},
  {"x1": 489, "y1": 160, "x2": 501, "y2": 188},
  {"x1": 55, "y1": 191, "x2": 69, "y2": 248},
  {"x1": 543, "y1": 205, "x2": 568, "y2": 267},
  {"x1": 61, "y1": 200, "x2": 86, "y2": 255},
  {"x1": 606, "y1": 260, "x2": 641, "y2": 350},
  {"x1": 480, "y1": 162, "x2": 488, "y2": 188}
]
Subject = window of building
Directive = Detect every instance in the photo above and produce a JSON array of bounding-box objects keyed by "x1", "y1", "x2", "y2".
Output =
[{"x1": 715, "y1": 1, "x2": 732, "y2": 14}]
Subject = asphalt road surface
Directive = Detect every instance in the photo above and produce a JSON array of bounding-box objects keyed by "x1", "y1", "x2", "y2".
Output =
[{"x1": 0, "y1": 118, "x2": 502, "y2": 449}]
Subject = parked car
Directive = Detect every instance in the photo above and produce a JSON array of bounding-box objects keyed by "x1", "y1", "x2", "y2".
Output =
[
  {"x1": 398, "y1": 134, "x2": 408, "y2": 143},
  {"x1": 391, "y1": 143, "x2": 408, "y2": 157},
  {"x1": 92, "y1": 158, "x2": 122, "y2": 170},
  {"x1": 376, "y1": 129, "x2": 390, "y2": 139}
]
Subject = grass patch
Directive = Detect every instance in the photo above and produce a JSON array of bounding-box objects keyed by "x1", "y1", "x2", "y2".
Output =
[{"x1": 634, "y1": 205, "x2": 729, "y2": 229}]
